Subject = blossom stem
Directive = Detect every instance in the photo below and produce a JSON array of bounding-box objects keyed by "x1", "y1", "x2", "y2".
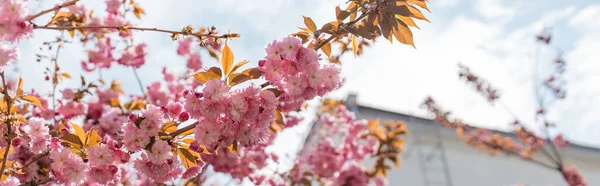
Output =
[
  {"x1": 52, "y1": 32, "x2": 65, "y2": 126},
  {"x1": 132, "y1": 67, "x2": 145, "y2": 95},
  {"x1": 0, "y1": 72, "x2": 12, "y2": 179},
  {"x1": 33, "y1": 25, "x2": 240, "y2": 39},
  {"x1": 26, "y1": 0, "x2": 80, "y2": 21}
]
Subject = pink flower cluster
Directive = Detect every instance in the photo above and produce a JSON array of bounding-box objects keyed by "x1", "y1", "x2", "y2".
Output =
[
  {"x1": 199, "y1": 135, "x2": 278, "y2": 183},
  {"x1": 185, "y1": 80, "x2": 277, "y2": 149},
  {"x1": 20, "y1": 118, "x2": 51, "y2": 154},
  {"x1": 118, "y1": 43, "x2": 147, "y2": 68},
  {"x1": 0, "y1": 0, "x2": 32, "y2": 43},
  {"x1": 121, "y1": 104, "x2": 193, "y2": 182},
  {"x1": 290, "y1": 105, "x2": 382, "y2": 186},
  {"x1": 259, "y1": 37, "x2": 342, "y2": 112},
  {"x1": 177, "y1": 37, "x2": 203, "y2": 71},
  {"x1": 0, "y1": 44, "x2": 18, "y2": 70}
]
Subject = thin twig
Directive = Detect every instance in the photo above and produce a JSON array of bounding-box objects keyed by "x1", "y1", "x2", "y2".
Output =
[
  {"x1": 33, "y1": 25, "x2": 239, "y2": 39},
  {"x1": 24, "y1": 151, "x2": 50, "y2": 167},
  {"x1": 52, "y1": 32, "x2": 65, "y2": 126},
  {"x1": 26, "y1": 0, "x2": 80, "y2": 21},
  {"x1": 132, "y1": 67, "x2": 145, "y2": 95},
  {"x1": 314, "y1": 10, "x2": 370, "y2": 50}
]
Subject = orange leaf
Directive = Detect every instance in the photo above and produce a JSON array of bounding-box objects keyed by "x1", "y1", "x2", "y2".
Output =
[
  {"x1": 20, "y1": 95, "x2": 42, "y2": 109},
  {"x1": 16, "y1": 77, "x2": 23, "y2": 96},
  {"x1": 320, "y1": 41, "x2": 332, "y2": 58},
  {"x1": 221, "y1": 42, "x2": 234, "y2": 76},
  {"x1": 274, "y1": 109, "x2": 284, "y2": 126},
  {"x1": 227, "y1": 141, "x2": 240, "y2": 157},
  {"x1": 229, "y1": 60, "x2": 248, "y2": 75},
  {"x1": 351, "y1": 35, "x2": 358, "y2": 57},
  {"x1": 303, "y1": 16, "x2": 317, "y2": 32},
  {"x1": 162, "y1": 121, "x2": 177, "y2": 133}
]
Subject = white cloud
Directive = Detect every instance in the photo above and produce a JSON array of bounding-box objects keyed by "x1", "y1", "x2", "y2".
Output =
[{"x1": 475, "y1": 0, "x2": 516, "y2": 20}]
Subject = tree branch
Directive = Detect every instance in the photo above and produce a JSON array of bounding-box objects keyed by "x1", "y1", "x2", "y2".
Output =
[
  {"x1": 33, "y1": 25, "x2": 239, "y2": 39},
  {"x1": 26, "y1": 0, "x2": 80, "y2": 21},
  {"x1": 0, "y1": 72, "x2": 12, "y2": 178},
  {"x1": 315, "y1": 10, "x2": 370, "y2": 50},
  {"x1": 170, "y1": 121, "x2": 199, "y2": 138}
]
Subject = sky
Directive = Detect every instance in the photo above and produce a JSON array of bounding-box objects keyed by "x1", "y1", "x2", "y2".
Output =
[{"x1": 8, "y1": 0, "x2": 600, "y2": 179}]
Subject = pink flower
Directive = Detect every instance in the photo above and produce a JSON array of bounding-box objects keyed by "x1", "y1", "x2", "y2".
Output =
[
  {"x1": 147, "y1": 140, "x2": 172, "y2": 164},
  {"x1": 165, "y1": 101, "x2": 183, "y2": 118},
  {"x1": 85, "y1": 38, "x2": 115, "y2": 70},
  {"x1": 57, "y1": 100, "x2": 86, "y2": 119},
  {"x1": 177, "y1": 37, "x2": 193, "y2": 56},
  {"x1": 30, "y1": 137, "x2": 49, "y2": 154},
  {"x1": 182, "y1": 165, "x2": 203, "y2": 179},
  {"x1": 133, "y1": 154, "x2": 182, "y2": 182},
  {"x1": 88, "y1": 145, "x2": 115, "y2": 167},
  {"x1": 307, "y1": 138, "x2": 344, "y2": 178},
  {"x1": 279, "y1": 37, "x2": 302, "y2": 60},
  {"x1": 186, "y1": 52, "x2": 203, "y2": 71},
  {"x1": 22, "y1": 117, "x2": 48, "y2": 139},
  {"x1": 202, "y1": 79, "x2": 229, "y2": 100},
  {"x1": 123, "y1": 122, "x2": 150, "y2": 152},
  {"x1": 62, "y1": 88, "x2": 75, "y2": 100},
  {"x1": 194, "y1": 118, "x2": 221, "y2": 148},
  {"x1": 117, "y1": 43, "x2": 147, "y2": 68},
  {"x1": 265, "y1": 40, "x2": 283, "y2": 60},
  {"x1": 0, "y1": 44, "x2": 18, "y2": 70},
  {"x1": 562, "y1": 165, "x2": 587, "y2": 186},
  {"x1": 105, "y1": 0, "x2": 122, "y2": 15},
  {"x1": 87, "y1": 165, "x2": 121, "y2": 185},
  {"x1": 97, "y1": 108, "x2": 126, "y2": 138},
  {"x1": 139, "y1": 118, "x2": 161, "y2": 137},
  {"x1": 553, "y1": 134, "x2": 569, "y2": 148},
  {"x1": 0, "y1": 0, "x2": 32, "y2": 42}
]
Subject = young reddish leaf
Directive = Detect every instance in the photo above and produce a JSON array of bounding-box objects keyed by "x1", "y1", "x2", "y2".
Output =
[
  {"x1": 274, "y1": 109, "x2": 284, "y2": 126},
  {"x1": 84, "y1": 129, "x2": 102, "y2": 147},
  {"x1": 16, "y1": 77, "x2": 23, "y2": 96},
  {"x1": 47, "y1": 12, "x2": 75, "y2": 26},
  {"x1": 61, "y1": 133, "x2": 84, "y2": 148},
  {"x1": 320, "y1": 41, "x2": 332, "y2": 58},
  {"x1": 229, "y1": 60, "x2": 249, "y2": 75},
  {"x1": 227, "y1": 141, "x2": 240, "y2": 157},
  {"x1": 408, "y1": 0, "x2": 430, "y2": 12},
  {"x1": 199, "y1": 145, "x2": 212, "y2": 155},
  {"x1": 229, "y1": 73, "x2": 250, "y2": 86},
  {"x1": 68, "y1": 29, "x2": 75, "y2": 38},
  {"x1": 20, "y1": 95, "x2": 43, "y2": 109},
  {"x1": 193, "y1": 67, "x2": 222, "y2": 84},
  {"x1": 109, "y1": 98, "x2": 121, "y2": 108},
  {"x1": 162, "y1": 121, "x2": 177, "y2": 133},
  {"x1": 407, "y1": 5, "x2": 429, "y2": 22},
  {"x1": 396, "y1": 15, "x2": 419, "y2": 29},
  {"x1": 393, "y1": 20, "x2": 415, "y2": 48},
  {"x1": 335, "y1": 6, "x2": 351, "y2": 22},
  {"x1": 321, "y1": 21, "x2": 339, "y2": 35},
  {"x1": 181, "y1": 138, "x2": 195, "y2": 144},
  {"x1": 303, "y1": 16, "x2": 317, "y2": 32},
  {"x1": 178, "y1": 148, "x2": 200, "y2": 169},
  {"x1": 352, "y1": 35, "x2": 358, "y2": 57},
  {"x1": 221, "y1": 42, "x2": 234, "y2": 76},
  {"x1": 240, "y1": 68, "x2": 263, "y2": 79},
  {"x1": 61, "y1": 73, "x2": 71, "y2": 79}
]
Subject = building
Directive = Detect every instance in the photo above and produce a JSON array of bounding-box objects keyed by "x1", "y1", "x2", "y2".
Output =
[{"x1": 302, "y1": 94, "x2": 600, "y2": 186}]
